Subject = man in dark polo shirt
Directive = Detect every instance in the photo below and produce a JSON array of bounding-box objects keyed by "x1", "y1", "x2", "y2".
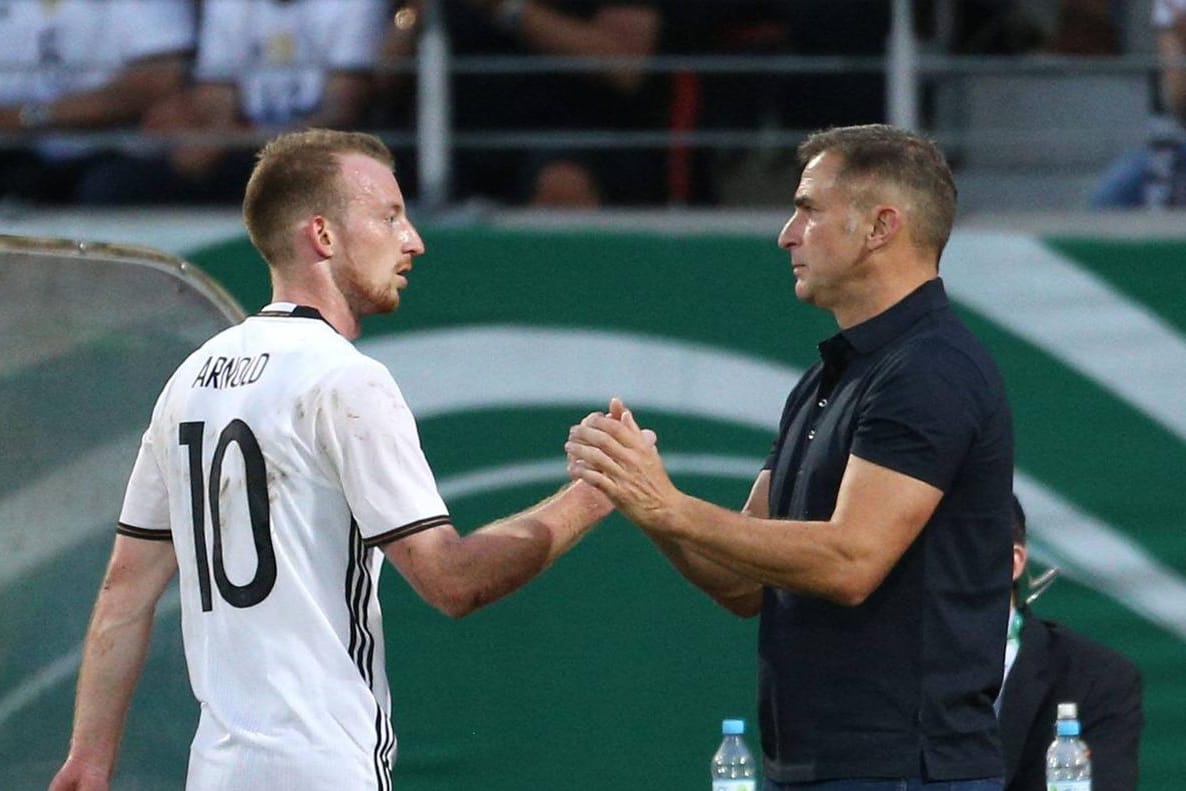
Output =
[{"x1": 566, "y1": 124, "x2": 1014, "y2": 789}]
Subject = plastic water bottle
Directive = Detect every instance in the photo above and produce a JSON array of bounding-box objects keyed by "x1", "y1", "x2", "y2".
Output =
[
  {"x1": 1046, "y1": 702, "x2": 1092, "y2": 790},
  {"x1": 711, "y1": 718, "x2": 757, "y2": 791}
]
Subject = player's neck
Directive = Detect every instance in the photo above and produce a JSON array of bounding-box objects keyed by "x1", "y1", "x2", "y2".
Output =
[{"x1": 270, "y1": 284, "x2": 362, "y2": 340}]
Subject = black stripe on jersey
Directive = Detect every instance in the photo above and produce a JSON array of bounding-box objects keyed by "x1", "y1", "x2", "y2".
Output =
[
  {"x1": 256, "y1": 305, "x2": 334, "y2": 329},
  {"x1": 363, "y1": 514, "x2": 452, "y2": 548},
  {"x1": 346, "y1": 520, "x2": 392, "y2": 789},
  {"x1": 346, "y1": 522, "x2": 375, "y2": 686},
  {"x1": 373, "y1": 704, "x2": 394, "y2": 791},
  {"x1": 116, "y1": 523, "x2": 173, "y2": 541}
]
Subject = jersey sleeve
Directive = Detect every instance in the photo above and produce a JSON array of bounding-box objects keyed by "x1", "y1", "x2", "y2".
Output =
[
  {"x1": 315, "y1": 359, "x2": 450, "y2": 547},
  {"x1": 117, "y1": 427, "x2": 173, "y2": 541}
]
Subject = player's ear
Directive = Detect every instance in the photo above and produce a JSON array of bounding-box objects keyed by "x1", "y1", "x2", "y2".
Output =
[{"x1": 306, "y1": 215, "x2": 335, "y2": 258}]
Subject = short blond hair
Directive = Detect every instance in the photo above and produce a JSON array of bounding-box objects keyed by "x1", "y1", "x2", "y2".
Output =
[{"x1": 242, "y1": 129, "x2": 395, "y2": 265}]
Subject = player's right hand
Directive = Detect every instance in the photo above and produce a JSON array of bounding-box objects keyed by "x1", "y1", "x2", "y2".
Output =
[{"x1": 48, "y1": 757, "x2": 110, "y2": 791}]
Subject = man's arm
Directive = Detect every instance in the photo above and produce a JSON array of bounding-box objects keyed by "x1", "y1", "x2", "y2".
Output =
[
  {"x1": 567, "y1": 408, "x2": 943, "y2": 606},
  {"x1": 298, "y1": 72, "x2": 373, "y2": 129},
  {"x1": 49, "y1": 534, "x2": 178, "y2": 791},
  {"x1": 466, "y1": 1, "x2": 660, "y2": 92},
  {"x1": 159, "y1": 82, "x2": 239, "y2": 178},
  {"x1": 0, "y1": 54, "x2": 187, "y2": 132},
  {"x1": 382, "y1": 480, "x2": 613, "y2": 618},
  {"x1": 631, "y1": 455, "x2": 767, "y2": 616},
  {"x1": 567, "y1": 401, "x2": 764, "y2": 614}
]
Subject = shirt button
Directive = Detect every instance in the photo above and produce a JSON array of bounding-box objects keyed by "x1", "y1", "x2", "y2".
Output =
[
  {"x1": 807, "y1": 430, "x2": 816, "y2": 440},
  {"x1": 817, "y1": 398, "x2": 828, "y2": 408}
]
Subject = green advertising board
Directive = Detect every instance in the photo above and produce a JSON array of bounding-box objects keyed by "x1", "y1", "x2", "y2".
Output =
[{"x1": 4, "y1": 216, "x2": 1184, "y2": 788}]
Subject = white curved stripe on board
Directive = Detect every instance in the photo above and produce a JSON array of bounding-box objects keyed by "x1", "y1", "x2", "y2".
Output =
[
  {"x1": 944, "y1": 231, "x2": 1186, "y2": 441},
  {"x1": 0, "y1": 588, "x2": 180, "y2": 729},
  {"x1": 437, "y1": 453, "x2": 765, "y2": 501},
  {"x1": 365, "y1": 324, "x2": 1186, "y2": 637},
  {"x1": 7, "y1": 315, "x2": 1184, "y2": 730},
  {"x1": 1015, "y1": 472, "x2": 1186, "y2": 639},
  {"x1": 360, "y1": 325, "x2": 797, "y2": 431},
  {"x1": 435, "y1": 454, "x2": 1186, "y2": 641},
  {"x1": 0, "y1": 434, "x2": 136, "y2": 587}
]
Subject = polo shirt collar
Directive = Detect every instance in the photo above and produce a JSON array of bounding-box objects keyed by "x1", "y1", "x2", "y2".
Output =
[{"x1": 838, "y1": 276, "x2": 948, "y2": 355}]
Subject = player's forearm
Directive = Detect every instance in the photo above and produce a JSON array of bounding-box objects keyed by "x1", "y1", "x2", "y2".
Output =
[
  {"x1": 64, "y1": 597, "x2": 158, "y2": 773},
  {"x1": 441, "y1": 481, "x2": 610, "y2": 617},
  {"x1": 499, "y1": 480, "x2": 613, "y2": 561}
]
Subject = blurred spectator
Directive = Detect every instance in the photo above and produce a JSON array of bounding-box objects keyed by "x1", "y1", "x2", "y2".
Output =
[
  {"x1": 939, "y1": 1, "x2": 1046, "y2": 54},
  {"x1": 379, "y1": 0, "x2": 668, "y2": 207},
  {"x1": 996, "y1": 494, "x2": 1143, "y2": 790},
  {"x1": 1092, "y1": 0, "x2": 1186, "y2": 209},
  {"x1": 670, "y1": 0, "x2": 889, "y2": 205},
  {"x1": 82, "y1": 0, "x2": 388, "y2": 205},
  {"x1": 939, "y1": 0, "x2": 1119, "y2": 55},
  {"x1": 0, "y1": 0, "x2": 194, "y2": 205},
  {"x1": 1046, "y1": 0, "x2": 1121, "y2": 55}
]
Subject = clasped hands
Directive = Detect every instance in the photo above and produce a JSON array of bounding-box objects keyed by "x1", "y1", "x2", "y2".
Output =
[{"x1": 565, "y1": 397, "x2": 677, "y2": 529}]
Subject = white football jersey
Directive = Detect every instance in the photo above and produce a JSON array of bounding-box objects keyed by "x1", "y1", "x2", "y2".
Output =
[
  {"x1": 120, "y1": 303, "x2": 449, "y2": 791},
  {"x1": 195, "y1": 0, "x2": 386, "y2": 126}
]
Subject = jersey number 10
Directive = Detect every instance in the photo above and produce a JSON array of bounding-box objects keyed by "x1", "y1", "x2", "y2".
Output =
[{"x1": 179, "y1": 420, "x2": 278, "y2": 611}]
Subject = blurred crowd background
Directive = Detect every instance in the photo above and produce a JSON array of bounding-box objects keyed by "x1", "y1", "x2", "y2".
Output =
[{"x1": 0, "y1": 0, "x2": 1174, "y2": 216}]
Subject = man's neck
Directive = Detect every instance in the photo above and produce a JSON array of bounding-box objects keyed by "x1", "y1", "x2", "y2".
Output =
[
  {"x1": 271, "y1": 284, "x2": 360, "y2": 339},
  {"x1": 832, "y1": 270, "x2": 935, "y2": 329}
]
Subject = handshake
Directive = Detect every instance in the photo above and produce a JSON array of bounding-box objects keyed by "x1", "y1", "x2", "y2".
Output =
[{"x1": 565, "y1": 397, "x2": 669, "y2": 527}]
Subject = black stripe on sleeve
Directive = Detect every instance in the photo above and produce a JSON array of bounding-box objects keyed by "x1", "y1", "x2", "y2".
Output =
[
  {"x1": 116, "y1": 523, "x2": 173, "y2": 541},
  {"x1": 363, "y1": 514, "x2": 452, "y2": 548}
]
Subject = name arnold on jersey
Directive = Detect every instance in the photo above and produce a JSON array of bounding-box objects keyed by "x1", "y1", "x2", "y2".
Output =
[{"x1": 192, "y1": 354, "x2": 271, "y2": 389}]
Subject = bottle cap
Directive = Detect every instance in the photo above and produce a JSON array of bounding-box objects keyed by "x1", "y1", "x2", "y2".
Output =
[
  {"x1": 1056, "y1": 702, "x2": 1078, "y2": 719},
  {"x1": 722, "y1": 719, "x2": 745, "y2": 735}
]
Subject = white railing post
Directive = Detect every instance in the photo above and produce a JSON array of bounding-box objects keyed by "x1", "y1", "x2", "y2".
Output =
[
  {"x1": 417, "y1": 0, "x2": 451, "y2": 211},
  {"x1": 887, "y1": 0, "x2": 920, "y2": 131}
]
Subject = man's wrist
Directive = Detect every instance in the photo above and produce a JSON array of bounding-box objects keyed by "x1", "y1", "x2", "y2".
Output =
[{"x1": 18, "y1": 101, "x2": 52, "y2": 129}]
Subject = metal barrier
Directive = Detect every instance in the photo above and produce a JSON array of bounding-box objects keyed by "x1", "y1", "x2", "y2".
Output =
[{"x1": 0, "y1": 236, "x2": 242, "y2": 789}]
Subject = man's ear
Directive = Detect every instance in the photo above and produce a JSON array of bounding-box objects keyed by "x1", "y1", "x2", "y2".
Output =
[
  {"x1": 1012, "y1": 542, "x2": 1027, "y2": 584},
  {"x1": 867, "y1": 205, "x2": 903, "y2": 251},
  {"x1": 306, "y1": 215, "x2": 334, "y2": 258}
]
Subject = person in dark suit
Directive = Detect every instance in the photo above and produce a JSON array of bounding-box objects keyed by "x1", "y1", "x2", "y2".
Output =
[{"x1": 997, "y1": 494, "x2": 1144, "y2": 790}]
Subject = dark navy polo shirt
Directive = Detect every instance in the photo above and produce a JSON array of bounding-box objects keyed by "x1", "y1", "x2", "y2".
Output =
[{"x1": 760, "y1": 278, "x2": 1014, "y2": 782}]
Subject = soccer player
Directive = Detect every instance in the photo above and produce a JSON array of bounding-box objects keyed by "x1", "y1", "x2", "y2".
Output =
[{"x1": 49, "y1": 129, "x2": 616, "y2": 791}]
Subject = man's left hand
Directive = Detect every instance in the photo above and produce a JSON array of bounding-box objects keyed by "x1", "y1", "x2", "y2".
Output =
[{"x1": 565, "y1": 399, "x2": 675, "y2": 528}]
